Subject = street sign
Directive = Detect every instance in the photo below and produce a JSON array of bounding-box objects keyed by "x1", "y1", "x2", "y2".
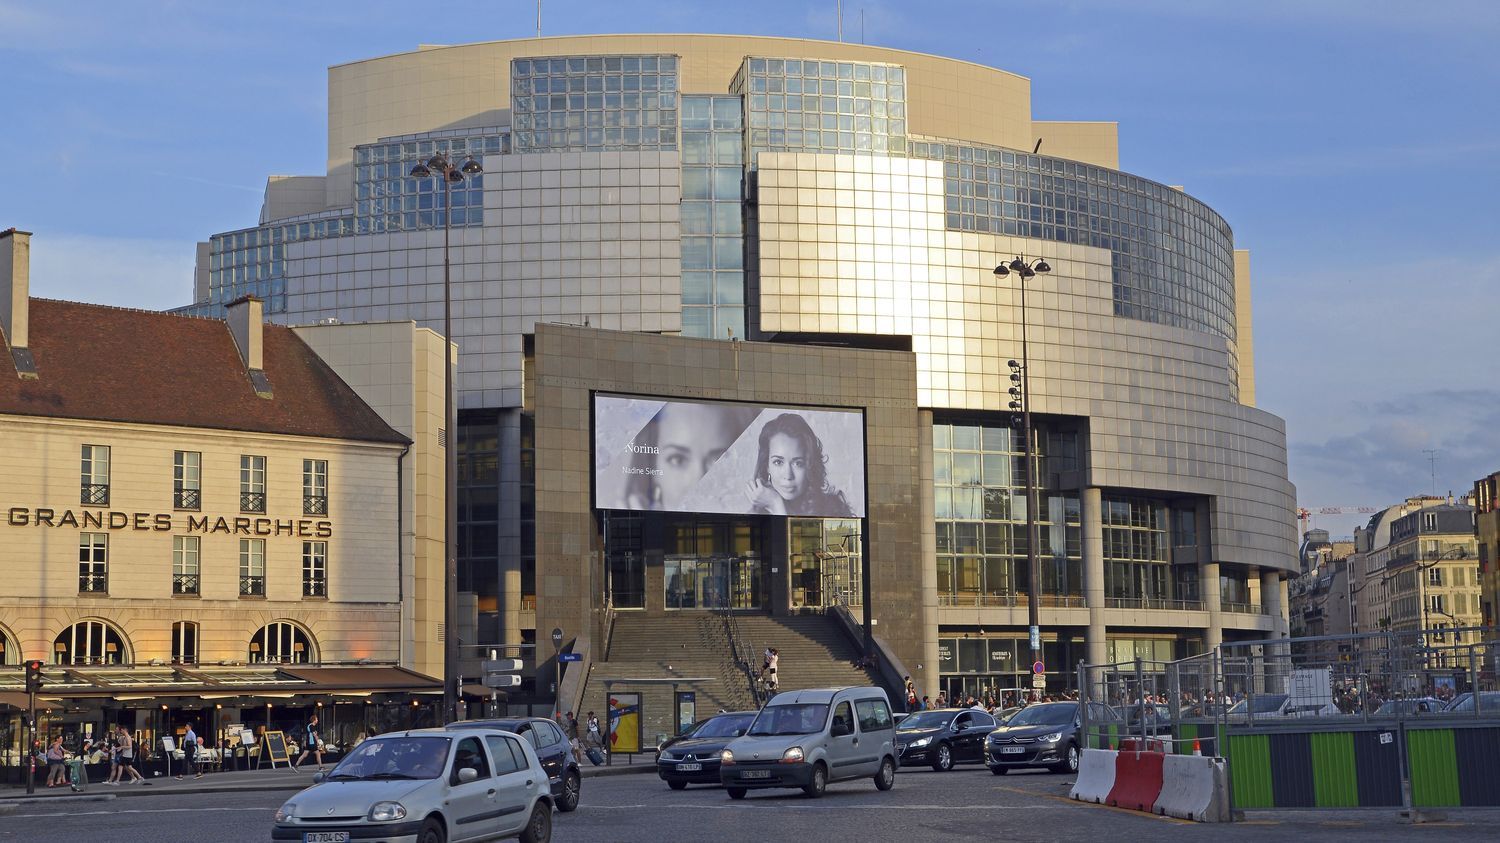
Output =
[
  {"x1": 483, "y1": 674, "x2": 522, "y2": 689},
  {"x1": 551, "y1": 627, "x2": 564, "y2": 650},
  {"x1": 559, "y1": 653, "x2": 583, "y2": 663},
  {"x1": 1032, "y1": 661, "x2": 1045, "y2": 675},
  {"x1": 1029, "y1": 625, "x2": 1040, "y2": 652},
  {"x1": 1031, "y1": 674, "x2": 1047, "y2": 688},
  {"x1": 483, "y1": 658, "x2": 524, "y2": 673}
]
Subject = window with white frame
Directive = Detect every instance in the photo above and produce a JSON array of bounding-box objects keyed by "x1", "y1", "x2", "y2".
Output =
[
  {"x1": 250, "y1": 621, "x2": 315, "y2": 664},
  {"x1": 173, "y1": 536, "x2": 200, "y2": 595},
  {"x1": 240, "y1": 455, "x2": 266, "y2": 513},
  {"x1": 172, "y1": 621, "x2": 199, "y2": 664},
  {"x1": 174, "y1": 451, "x2": 201, "y2": 510},
  {"x1": 239, "y1": 538, "x2": 266, "y2": 596},
  {"x1": 78, "y1": 533, "x2": 108, "y2": 593},
  {"x1": 302, "y1": 459, "x2": 328, "y2": 515},
  {"x1": 302, "y1": 541, "x2": 327, "y2": 597},
  {"x1": 81, "y1": 445, "x2": 110, "y2": 505}
]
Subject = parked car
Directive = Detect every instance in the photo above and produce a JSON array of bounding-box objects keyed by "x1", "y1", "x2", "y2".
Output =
[
  {"x1": 985, "y1": 701, "x2": 1117, "y2": 775},
  {"x1": 720, "y1": 687, "x2": 897, "y2": 799},
  {"x1": 448, "y1": 718, "x2": 580, "y2": 812},
  {"x1": 1225, "y1": 694, "x2": 1339, "y2": 721},
  {"x1": 656, "y1": 711, "x2": 756, "y2": 789},
  {"x1": 1441, "y1": 692, "x2": 1500, "y2": 713},
  {"x1": 1373, "y1": 697, "x2": 1447, "y2": 717},
  {"x1": 990, "y1": 706, "x2": 1023, "y2": 725},
  {"x1": 895, "y1": 708, "x2": 998, "y2": 771},
  {"x1": 272, "y1": 727, "x2": 553, "y2": 843}
]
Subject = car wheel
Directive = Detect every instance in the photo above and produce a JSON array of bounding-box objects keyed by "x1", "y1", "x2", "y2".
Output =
[
  {"x1": 802, "y1": 762, "x2": 828, "y2": 798},
  {"x1": 932, "y1": 743, "x2": 953, "y2": 772},
  {"x1": 1052, "y1": 743, "x2": 1079, "y2": 774},
  {"x1": 727, "y1": 787, "x2": 747, "y2": 800},
  {"x1": 554, "y1": 770, "x2": 580, "y2": 812},
  {"x1": 668, "y1": 779, "x2": 687, "y2": 790},
  {"x1": 874, "y1": 757, "x2": 896, "y2": 791},
  {"x1": 418, "y1": 817, "x2": 446, "y2": 843},
  {"x1": 519, "y1": 801, "x2": 552, "y2": 843},
  {"x1": 990, "y1": 766, "x2": 1008, "y2": 776}
]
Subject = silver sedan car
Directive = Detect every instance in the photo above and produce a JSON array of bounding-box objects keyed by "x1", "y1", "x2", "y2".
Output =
[{"x1": 272, "y1": 727, "x2": 553, "y2": 843}]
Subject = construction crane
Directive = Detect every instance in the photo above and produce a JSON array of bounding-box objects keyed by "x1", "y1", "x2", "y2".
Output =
[{"x1": 1297, "y1": 505, "x2": 1380, "y2": 533}]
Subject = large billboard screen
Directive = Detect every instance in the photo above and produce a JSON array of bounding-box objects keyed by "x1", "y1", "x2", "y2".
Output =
[{"x1": 593, "y1": 394, "x2": 866, "y2": 518}]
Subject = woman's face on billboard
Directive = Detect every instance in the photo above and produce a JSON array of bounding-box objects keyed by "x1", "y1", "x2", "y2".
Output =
[
  {"x1": 655, "y1": 404, "x2": 742, "y2": 507},
  {"x1": 766, "y1": 432, "x2": 809, "y2": 501}
]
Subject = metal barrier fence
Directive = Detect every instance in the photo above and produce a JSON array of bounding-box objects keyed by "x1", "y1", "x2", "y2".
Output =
[{"x1": 1077, "y1": 626, "x2": 1500, "y2": 816}]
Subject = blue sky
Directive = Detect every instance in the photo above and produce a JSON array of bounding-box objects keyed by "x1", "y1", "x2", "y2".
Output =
[{"x1": 2, "y1": 0, "x2": 1497, "y2": 538}]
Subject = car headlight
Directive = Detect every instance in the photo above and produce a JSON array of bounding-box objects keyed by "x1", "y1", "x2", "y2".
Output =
[
  {"x1": 659, "y1": 750, "x2": 678, "y2": 761},
  {"x1": 1041, "y1": 732, "x2": 1063, "y2": 744},
  {"x1": 908, "y1": 737, "x2": 931, "y2": 748},
  {"x1": 780, "y1": 746, "x2": 805, "y2": 763},
  {"x1": 368, "y1": 802, "x2": 408, "y2": 823},
  {"x1": 720, "y1": 749, "x2": 735, "y2": 765},
  {"x1": 274, "y1": 803, "x2": 296, "y2": 823}
]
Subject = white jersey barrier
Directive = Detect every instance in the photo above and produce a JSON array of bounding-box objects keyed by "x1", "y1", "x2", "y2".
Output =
[
  {"x1": 1069, "y1": 748, "x2": 1118, "y2": 804},
  {"x1": 1154, "y1": 753, "x2": 1230, "y2": 822}
]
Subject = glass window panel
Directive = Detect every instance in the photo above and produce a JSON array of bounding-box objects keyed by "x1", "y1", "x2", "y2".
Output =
[
  {"x1": 715, "y1": 307, "x2": 745, "y2": 340},
  {"x1": 713, "y1": 202, "x2": 743, "y2": 234},
  {"x1": 712, "y1": 169, "x2": 741, "y2": 200},
  {"x1": 713, "y1": 237, "x2": 743, "y2": 269},
  {"x1": 951, "y1": 425, "x2": 979, "y2": 451},
  {"x1": 681, "y1": 305, "x2": 713, "y2": 338},
  {"x1": 680, "y1": 237, "x2": 712, "y2": 270},
  {"x1": 715, "y1": 271, "x2": 744, "y2": 304},
  {"x1": 681, "y1": 168, "x2": 712, "y2": 199},
  {"x1": 680, "y1": 201, "x2": 712, "y2": 235},
  {"x1": 681, "y1": 271, "x2": 713, "y2": 305}
]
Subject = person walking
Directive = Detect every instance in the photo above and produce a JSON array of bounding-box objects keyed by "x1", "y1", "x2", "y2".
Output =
[
  {"x1": 45, "y1": 736, "x2": 67, "y2": 788},
  {"x1": 582, "y1": 711, "x2": 604, "y2": 766},
  {"x1": 115, "y1": 727, "x2": 145, "y2": 785},
  {"x1": 291, "y1": 713, "x2": 325, "y2": 772},
  {"x1": 765, "y1": 648, "x2": 780, "y2": 693},
  {"x1": 176, "y1": 722, "x2": 198, "y2": 780},
  {"x1": 564, "y1": 711, "x2": 582, "y2": 763},
  {"x1": 105, "y1": 727, "x2": 121, "y2": 785}
]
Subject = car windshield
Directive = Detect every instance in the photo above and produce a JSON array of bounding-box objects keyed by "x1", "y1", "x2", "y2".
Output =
[
  {"x1": 1005, "y1": 703, "x2": 1076, "y2": 727},
  {"x1": 749, "y1": 703, "x2": 829, "y2": 736},
  {"x1": 898, "y1": 711, "x2": 955, "y2": 729},
  {"x1": 326, "y1": 736, "x2": 450, "y2": 781},
  {"x1": 1229, "y1": 695, "x2": 1287, "y2": 714},
  {"x1": 692, "y1": 714, "x2": 755, "y2": 738},
  {"x1": 1446, "y1": 692, "x2": 1500, "y2": 712}
]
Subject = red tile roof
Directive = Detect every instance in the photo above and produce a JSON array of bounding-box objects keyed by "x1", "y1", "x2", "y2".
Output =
[{"x1": 0, "y1": 299, "x2": 408, "y2": 445}]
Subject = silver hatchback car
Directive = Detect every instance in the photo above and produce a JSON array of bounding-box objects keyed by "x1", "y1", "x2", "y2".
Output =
[{"x1": 272, "y1": 727, "x2": 553, "y2": 843}]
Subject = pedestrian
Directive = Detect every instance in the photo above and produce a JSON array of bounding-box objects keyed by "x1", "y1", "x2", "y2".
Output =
[
  {"x1": 582, "y1": 711, "x2": 604, "y2": 766},
  {"x1": 194, "y1": 737, "x2": 207, "y2": 777},
  {"x1": 114, "y1": 727, "x2": 144, "y2": 785},
  {"x1": 765, "y1": 648, "x2": 779, "y2": 693},
  {"x1": 176, "y1": 722, "x2": 197, "y2": 780},
  {"x1": 291, "y1": 713, "x2": 325, "y2": 772},
  {"x1": 564, "y1": 711, "x2": 583, "y2": 763},
  {"x1": 105, "y1": 727, "x2": 121, "y2": 785},
  {"x1": 45, "y1": 736, "x2": 67, "y2": 787},
  {"x1": 920, "y1": 695, "x2": 931, "y2": 711}
]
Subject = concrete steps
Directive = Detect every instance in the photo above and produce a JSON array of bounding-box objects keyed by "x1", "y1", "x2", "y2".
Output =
[{"x1": 732, "y1": 615, "x2": 879, "y2": 693}]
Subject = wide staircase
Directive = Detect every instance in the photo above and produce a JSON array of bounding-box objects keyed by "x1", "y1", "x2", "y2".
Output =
[{"x1": 732, "y1": 615, "x2": 879, "y2": 694}]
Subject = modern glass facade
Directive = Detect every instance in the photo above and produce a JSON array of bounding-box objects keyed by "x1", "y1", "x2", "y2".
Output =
[
  {"x1": 511, "y1": 55, "x2": 680, "y2": 153},
  {"x1": 735, "y1": 57, "x2": 908, "y2": 159},
  {"x1": 680, "y1": 95, "x2": 745, "y2": 339},
  {"x1": 354, "y1": 130, "x2": 506, "y2": 234}
]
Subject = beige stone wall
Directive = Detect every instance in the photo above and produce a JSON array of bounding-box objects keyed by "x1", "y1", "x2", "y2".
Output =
[
  {"x1": 529, "y1": 324, "x2": 930, "y2": 685},
  {"x1": 1233, "y1": 249, "x2": 1257, "y2": 407},
  {"x1": 325, "y1": 34, "x2": 1039, "y2": 204},
  {"x1": 260, "y1": 175, "x2": 329, "y2": 225},
  {"x1": 0, "y1": 415, "x2": 405, "y2": 665},
  {"x1": 1031, "y1": 121, "x2": 1119, "y2": 169},
  {"x1": 293, "y1": 320, "x2": 449, "y2": 679}
]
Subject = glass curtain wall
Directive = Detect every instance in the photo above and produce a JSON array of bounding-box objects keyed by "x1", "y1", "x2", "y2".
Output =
[
  {"x1": 679, "y1": 95, "x2": 745, "y2": 339},
  {"x1": 788, "y1": 518, "x2": 862, "y2": 608}
]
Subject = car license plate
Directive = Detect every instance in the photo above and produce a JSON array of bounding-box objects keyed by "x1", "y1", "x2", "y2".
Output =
[
  {"x1": 742, "y1": 770, "x2": 770, "y2": 779},
  {"x1": 677, "y1": 762, "x2": 702, "y2": 772},
  {"x1": 1001, "y1": 746, "x2": 1026, "y2": 755},
  {"x1": 304, "y1": 834, "x2": 350, "y2": 843}
]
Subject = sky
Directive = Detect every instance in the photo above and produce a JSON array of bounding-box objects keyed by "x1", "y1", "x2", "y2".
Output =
[{"x1": 2, "y1": 0, "x2": 1497, "y2": 539}]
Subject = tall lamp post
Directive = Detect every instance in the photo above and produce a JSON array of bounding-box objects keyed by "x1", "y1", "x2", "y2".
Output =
[
  {"x1": 410, "y1": 151, "x2": 483, "y2": 722},
  {"x1": 992, "y1": 257, "x2": 1050, "y2": 693}
]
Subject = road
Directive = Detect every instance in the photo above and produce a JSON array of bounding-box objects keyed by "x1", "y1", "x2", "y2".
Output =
[{"x1": 1, "y1": 765, "x2": 1489, "y2": 841}]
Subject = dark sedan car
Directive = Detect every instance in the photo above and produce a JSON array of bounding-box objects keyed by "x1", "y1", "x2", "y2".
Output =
[
  {"x1": 448, "y1": 717, "x2": 582, "y2": 811},
  {"x1": 895, "y1": 708, "x2": 998, "y2": 771},
  {"x1": 657, "y1": 711, "x2": 756, "y2": 789},
  {"x1": 985, "y1": 701, "x2": 1118, "y2": 775}
]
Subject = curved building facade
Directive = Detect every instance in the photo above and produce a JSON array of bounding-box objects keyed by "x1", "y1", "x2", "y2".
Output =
[{"x1": 178, "y1": 35, "x2": 1296, "y2": 699}]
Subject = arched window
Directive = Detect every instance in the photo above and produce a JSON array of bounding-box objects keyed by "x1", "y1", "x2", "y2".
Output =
[
  {"x1": 249, "y1": 621, "x2": 316, "y2": 664},
  {"x1": 0, "y1": 625, "x2": 17, "y2": 666},
  {"x1": 172, "y1": 621, "x2": 199, "y2": 665},
  {"x1": 54, "y1": 620, "x2": 129, "y2": 665}
]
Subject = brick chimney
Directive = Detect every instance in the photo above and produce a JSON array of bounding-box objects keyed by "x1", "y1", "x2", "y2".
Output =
[
  {"x1": 225, "y1": 295, "x2": 273, "y2": 398},
  {"x1": 1, "y1": 228, "x2": 31, "y2": 350}
]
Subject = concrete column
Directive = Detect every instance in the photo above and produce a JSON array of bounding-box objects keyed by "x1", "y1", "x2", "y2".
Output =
[
  {"x1": 1081, "y1": 487, "x2": 1107, "y2": 669},
  {"x1": 918, "y1": 411, "x2": 940, "y2": 699},
  {"x1": 1261, "y1": 568, "x2": 1284, "y2": 635},
  {"x1": 1201, "y1": 561, "x2": 1223, "y2": 651}
]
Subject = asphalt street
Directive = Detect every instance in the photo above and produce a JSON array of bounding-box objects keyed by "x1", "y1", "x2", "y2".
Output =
[{"x1": 1, "y1": 765, "x2": 1494, "y2": 842}]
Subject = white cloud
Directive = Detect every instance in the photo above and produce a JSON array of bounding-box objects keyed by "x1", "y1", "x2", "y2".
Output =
[{"x1": 26, "y1": 233, "x2": 197, "y2": 312}]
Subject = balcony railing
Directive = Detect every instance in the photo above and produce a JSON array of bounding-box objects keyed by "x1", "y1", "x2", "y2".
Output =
[
  {"x1": 81, "y1": 483, "x2": 110, "y2": 506},
  {"x1": 174, "y1": 488, "x2": 201, "y2": 510},
  {"x1": 240, "y1": 491, "x2": 266, "y2": 513},
  {"x1": 1105, "y1": 597, "x2": 1206, "y2": 612},
  {"x1": 239, "y1": 575, "x2": 266, "y2": 597},
  {"x1": 302, "y1": 578, "x2": 327, "y2": 598},
  {"x1": 1221, "y1": 600, "x2": 1269, "y2": 615},
  {"x1": 78, "y1": 573, "x2": 108, "y2": 594},
  {"x1": 302, "y1": 495, "x2": 328, "y2": 516},
  {"x1": 937, "y1": 594, "x2": 1087, "y2": 608},
  {"x1": 173, "y1": 573, "x2": 200, "y2": 595}
]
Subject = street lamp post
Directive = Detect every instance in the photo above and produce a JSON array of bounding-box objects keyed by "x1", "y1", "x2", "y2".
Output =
[
  {"x1": 993, "y1": 257, "x2": 1050, "y2": 694},
  {"x1": 410, "y1": 151, "x2": 483, "y2": 723}
]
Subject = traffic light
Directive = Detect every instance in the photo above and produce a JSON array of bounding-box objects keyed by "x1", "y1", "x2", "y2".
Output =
[{"x1": 23, "y1": 659, "x2": 43, "y2": 693}]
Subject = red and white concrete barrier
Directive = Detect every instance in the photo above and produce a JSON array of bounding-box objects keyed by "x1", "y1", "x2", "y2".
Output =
[
  {"x1": 1071, "y1": 748, "x2": 1229, "y2": 823},
  {"x1": 1068, "y1": 748, "x2": 1118, "y2": 804}
]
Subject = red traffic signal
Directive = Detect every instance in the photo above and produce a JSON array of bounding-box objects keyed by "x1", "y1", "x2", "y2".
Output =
[{"x1": 23, "y1": 659, "x2": 43, "y2": 692}]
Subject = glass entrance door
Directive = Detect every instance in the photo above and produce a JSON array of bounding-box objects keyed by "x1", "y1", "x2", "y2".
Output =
[{"x1": 665, "y1": 556, "x2": 762, "y2": 610}]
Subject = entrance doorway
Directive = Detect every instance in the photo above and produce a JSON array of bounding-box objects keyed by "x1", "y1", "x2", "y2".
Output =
[{"x1": 664, "y1": 556, "x2": 763, "y2": 609}]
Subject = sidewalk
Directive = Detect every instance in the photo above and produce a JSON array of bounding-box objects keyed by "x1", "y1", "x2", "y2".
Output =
[{"x1": 2, "y1": 757, "x2": 654, "y2": 801}]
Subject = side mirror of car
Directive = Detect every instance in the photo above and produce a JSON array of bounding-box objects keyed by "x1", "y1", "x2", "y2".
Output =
[
  {"x1": 457, "y1": 767, "x2": 479, "y2": 784},
  {"x1": 312, "y1": 772, "x2": 326, "y2": 784}
]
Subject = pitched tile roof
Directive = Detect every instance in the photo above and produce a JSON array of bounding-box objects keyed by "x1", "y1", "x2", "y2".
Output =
[{"x1": 0, "y1": 299, "x2": 409, "y2": 445}]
